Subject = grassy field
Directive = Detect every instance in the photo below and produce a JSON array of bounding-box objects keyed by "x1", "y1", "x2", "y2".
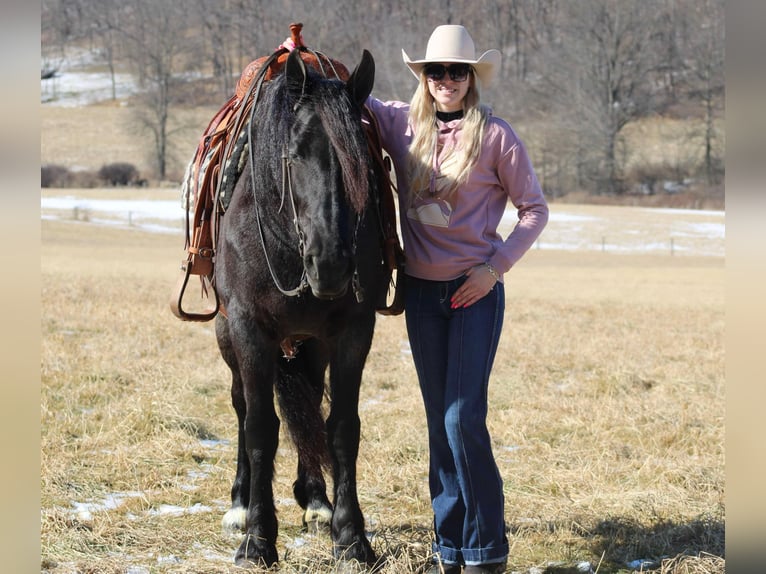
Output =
[{"x1": 40, "y1": 191, "x2": 724, "y2": 573}]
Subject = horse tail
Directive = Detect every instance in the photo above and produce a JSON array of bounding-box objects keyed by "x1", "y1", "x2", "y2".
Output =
[{"x1": 274, "y1": 351, "x2": 331, "y2": 478}]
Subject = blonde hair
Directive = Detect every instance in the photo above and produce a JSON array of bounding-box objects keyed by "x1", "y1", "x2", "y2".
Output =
[{"x1": 406, "y1": 69, "x2": 490, "y2": 202}]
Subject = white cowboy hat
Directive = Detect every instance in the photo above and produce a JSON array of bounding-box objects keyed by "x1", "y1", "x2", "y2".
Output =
[{"x1": 402, "y1": 25, "x2": 501, "y2": 88}]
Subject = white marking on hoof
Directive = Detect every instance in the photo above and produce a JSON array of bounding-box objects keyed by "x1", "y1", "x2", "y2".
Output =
[
  {"x1": 222, "y1": 506, "x2": 247, "y2": 532},
  {"x1": 304, "y1": 503, "x2": 333, "y2": 525}
]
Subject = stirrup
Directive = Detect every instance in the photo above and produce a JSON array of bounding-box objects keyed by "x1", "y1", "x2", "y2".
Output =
[{"x1": 169, "y1": 260, "x2": 220, "y2": 322}]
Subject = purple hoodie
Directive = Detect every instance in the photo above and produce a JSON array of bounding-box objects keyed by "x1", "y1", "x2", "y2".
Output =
[{"x1": 367, "y1": 97, "x2": 549, "y2": 281}]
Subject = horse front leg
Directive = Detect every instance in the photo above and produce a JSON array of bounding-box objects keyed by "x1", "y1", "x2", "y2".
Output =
[
  {"x1": 232, "y1": 383, "x2": 280, "y2": 568},
  {"x1": 327, "y1": 406, "x2": 375, "y2": 565},
  {"x1": 223, "y1": 320, "x2": 281, "y2": 568},
  {"x1": 327, "y1": 322, "x2": 377, "y2": 566},
  {"x1": 235, "y1": 369, "x2": 281, "y2": 568}
]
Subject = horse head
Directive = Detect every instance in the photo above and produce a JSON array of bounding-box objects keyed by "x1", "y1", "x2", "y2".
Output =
[{"x1": 280, "y1": 49, "x2": 375, "y2": 300}]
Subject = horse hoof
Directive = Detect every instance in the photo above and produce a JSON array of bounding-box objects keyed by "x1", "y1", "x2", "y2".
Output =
[
  {"x1": 235, "y1": 534, "x2": 278, "y2": 568},
  {"x1": 302, "y1": 502, "x2": 333, "y2": 533},
  {"x1": 222, "y1": 506, "x2": 247, "y2": 533},
  {"x1": 234, "y1": 556, "x2": 276, "y2": 569},
  {"x1": 332, "y1": 559, "x2": 367, "y2": 574},
  {"x1": 333, "y1": 540, "x2": 378, "y2": 570},
  {"x1": 332, "y1": 557, "x2": 384, "y2": 574}
]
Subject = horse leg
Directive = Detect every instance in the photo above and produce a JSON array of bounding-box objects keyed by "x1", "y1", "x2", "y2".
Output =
[
  {"x1": 222, "y1": 319, "x2": 281, "y2": 567},
  {"x1": 223, "y1": 374, "x2": 250, "y2": 532},
  {"x1": 294, "y1": 460, "x2": 333, "y2": 532},
  {"x1": 236, "y1": 389, "x2": 280, "y2": 568},
  {"x1": 275, "y1": 343, "x2": 334, "y2": 531},
  {"x1": 326, "y1": 320, "x2": 377, "y2": 566},
  {"x1": 216, "y1": 317, "x2": 249, "y2": 532}
]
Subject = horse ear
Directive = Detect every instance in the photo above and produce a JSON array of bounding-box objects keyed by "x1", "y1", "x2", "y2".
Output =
[
  {"x1": 285, "y1": 49, "x2": 307, "y2": 98},
  {"x1": 346, "y1": 49, "x2": 375, "y2": 107}
]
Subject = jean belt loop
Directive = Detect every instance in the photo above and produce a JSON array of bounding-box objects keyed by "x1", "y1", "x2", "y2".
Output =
[{"x1": 439, "y1": 281, "x2": 448, "y2": 304}]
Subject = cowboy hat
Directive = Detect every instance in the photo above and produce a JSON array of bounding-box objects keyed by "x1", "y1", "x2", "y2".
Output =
[{"x1": 402, "y1": 25, "x2": 501, "y2": 88}]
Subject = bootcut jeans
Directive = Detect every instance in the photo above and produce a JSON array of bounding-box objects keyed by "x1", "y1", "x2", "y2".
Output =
[{"x1": 405, "y1": 274, "x2": 509, "y2": 567}]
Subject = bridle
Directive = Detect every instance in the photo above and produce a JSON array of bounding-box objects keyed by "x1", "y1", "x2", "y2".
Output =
[
  {"x1": 251, "y1": 140, "x2": 309, "y2": 297},
  {"x1": 245, "y1": 49, "x2": 366, "y2": 302}
]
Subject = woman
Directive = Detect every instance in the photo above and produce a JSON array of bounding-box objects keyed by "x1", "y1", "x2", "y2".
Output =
[{"x1": 367, "y1": 25, "x2": 549, "y2": 574}]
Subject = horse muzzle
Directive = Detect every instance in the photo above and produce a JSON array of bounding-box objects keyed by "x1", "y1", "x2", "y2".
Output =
[{"x1": 304, "y1": 253, "x2": 354, "y2": 300}]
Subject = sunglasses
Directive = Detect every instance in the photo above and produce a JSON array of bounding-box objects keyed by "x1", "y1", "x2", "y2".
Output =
[{"x1": 423, "y1": 63, "x2": 472, "y2": 83}]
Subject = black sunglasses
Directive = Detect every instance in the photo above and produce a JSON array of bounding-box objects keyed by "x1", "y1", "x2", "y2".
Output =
[{"x1": 423, "y1": 63, "x2": 472, "y2": 83}]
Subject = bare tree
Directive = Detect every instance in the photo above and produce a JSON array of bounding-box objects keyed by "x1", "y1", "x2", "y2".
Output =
[
  {"x1": 116, "y1": 0, "x2": 195, "y2": 179},
  {"x1": 41, "y1": 0, "x2": 90, "y2": 74},
  {"x1": 193, "y1": 0, "x2": 238, "y2": 99},
  {"x1": 81, "y1": 0, "x2": 125, "y2": 101},
  {"x1": 538, "y1": 0, "x2": 666, "y2": 194},
  {"x1": 40, "y1": 0, "x2": 725, "y2": 195},
  {"x1": 686, "y1": 0, "x2": 725, "y2": 184}
]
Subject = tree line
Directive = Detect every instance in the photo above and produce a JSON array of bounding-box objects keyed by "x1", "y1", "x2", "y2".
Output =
[{"x1": 41, "y1": 0, "x2": 724, "y2": 197}]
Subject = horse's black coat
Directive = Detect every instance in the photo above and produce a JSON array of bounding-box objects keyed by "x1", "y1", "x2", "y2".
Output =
[{"x1": 214, "y1": 49, "x2": 388, "y2": 568}]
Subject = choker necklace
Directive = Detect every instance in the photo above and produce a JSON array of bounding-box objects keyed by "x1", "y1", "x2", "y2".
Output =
[{"x1": 436, "y1": 109, "x2": 464, "y2": 122}]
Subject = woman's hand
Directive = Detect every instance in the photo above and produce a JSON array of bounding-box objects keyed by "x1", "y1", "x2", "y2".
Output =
[{"x1": 450, "y1": 264, "x2": 500, "y2": 309}]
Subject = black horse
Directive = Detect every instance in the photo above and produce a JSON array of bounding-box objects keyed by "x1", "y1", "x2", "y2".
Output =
[{"x1": 214, "y1": 49, "x2": 388, "y2": 568}]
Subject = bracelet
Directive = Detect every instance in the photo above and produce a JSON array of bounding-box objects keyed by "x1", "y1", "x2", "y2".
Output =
[{"x1": 484, "y1": 262, "x2": 500, "y2": 281}]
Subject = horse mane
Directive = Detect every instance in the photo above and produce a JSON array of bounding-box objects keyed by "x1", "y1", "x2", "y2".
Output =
[
  {"x1": 254, "y1": 70, "x2": 371, "y2": 214},
  {"x1": 312, "y1": 80, "x2": 370, "y2": 214}
]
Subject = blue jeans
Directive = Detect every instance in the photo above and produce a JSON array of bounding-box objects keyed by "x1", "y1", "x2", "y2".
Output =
[{"x1": 405, "y1": 275, "x2": 508, "y2": 566}]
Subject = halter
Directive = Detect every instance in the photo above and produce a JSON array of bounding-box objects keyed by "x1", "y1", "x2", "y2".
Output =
[{"x1": 246, "y1": 49, "x2": 366, "y2": 302}]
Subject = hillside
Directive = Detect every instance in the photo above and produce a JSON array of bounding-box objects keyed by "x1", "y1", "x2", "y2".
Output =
[{"x1": 40, "y1": 101, "x2": 724, "y2": 210}]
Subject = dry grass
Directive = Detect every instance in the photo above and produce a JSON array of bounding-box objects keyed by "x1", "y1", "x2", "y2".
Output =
[
  {"x1": 619, "y1": 116, "x2": 725, "y2": 171},
  {"x1": 40, "y1": 190, "x2": 724, "y2": 573}
]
